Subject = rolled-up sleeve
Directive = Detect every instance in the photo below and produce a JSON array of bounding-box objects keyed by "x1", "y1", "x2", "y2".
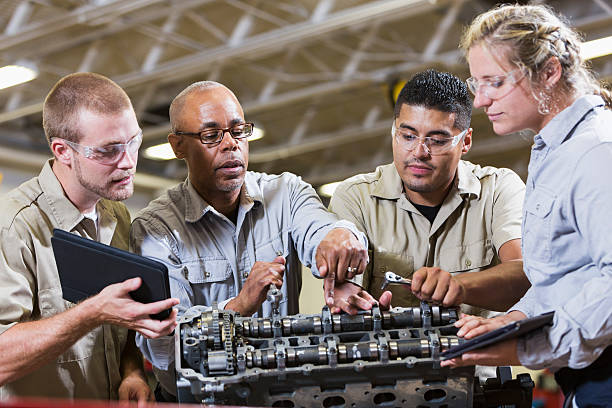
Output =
[
  {"x1": 285, "y1": 175, "x2": 367, "y2": 278},
  {"x1": 491, "y1": 169, "x2": 525, "y2": 251}
]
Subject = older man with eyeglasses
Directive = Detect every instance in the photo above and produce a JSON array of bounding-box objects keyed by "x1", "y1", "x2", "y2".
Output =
[
  {"x1": 0, "y1": 73, "x2": 178, "y2": 402},
  {"x1": 129, "y1": 81, "x2": 368, "y2": 401},
  {"x1": 328, "y1": 69, "x2": 530, "y2": 319}
]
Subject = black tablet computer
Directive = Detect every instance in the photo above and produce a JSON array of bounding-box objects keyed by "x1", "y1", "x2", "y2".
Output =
[
  {"x1": 51, "y1": 228, "x2": 171, "y2": 320},
  {"x1": 441, "y1": 311, "x2": 554, "y2": 360}
]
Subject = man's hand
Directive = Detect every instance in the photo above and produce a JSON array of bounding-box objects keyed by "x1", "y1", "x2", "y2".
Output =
[
  {"x1": 440, "y1": 338, "x2": 520, "y2": 368},
  {"x1": 118, "y1": 369, "x2": 153, "y2": 403},
  {"x1": 411, "y1": 267, "x2": 466, "y2": 306},
  {"x1": 378, "y1": 290, "x2": 393, "y2": 310},
  {"x1": 330, "y1": 281, "x2": 377, "y2": 315},
  {"x1": 315, "y1": 228, "x2": 368, "y2": 306},
  {"x1": 86, "y1": 277, "x2": 179, "y2": 339},
  {"x1": 226, "y1": 256, "x2": 285, "y2": 316}
]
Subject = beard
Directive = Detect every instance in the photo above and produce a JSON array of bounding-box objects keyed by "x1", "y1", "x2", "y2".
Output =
[
  {"x1": 74, "y1": 159, "x2": 134, "y2": 202},
  {"x1": 403, "y1": 180, "x2": 438, "y2": 193},
  {"x1": 217, "y1": 177, "x2": 244, "y2": 192}
]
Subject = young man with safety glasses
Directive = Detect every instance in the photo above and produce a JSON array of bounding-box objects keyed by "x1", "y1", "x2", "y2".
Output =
[
  {"x1": 328, "y1": 69, "x2": 530, "y2": 318},
  {"x1": 0, "y1": 72, "x2": 178, "y2": 401}
]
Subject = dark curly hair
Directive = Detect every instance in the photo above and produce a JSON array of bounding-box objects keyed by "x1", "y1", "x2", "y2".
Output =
[{"x1": 394, "y1": 69, "x2": 472, "y2": 130}]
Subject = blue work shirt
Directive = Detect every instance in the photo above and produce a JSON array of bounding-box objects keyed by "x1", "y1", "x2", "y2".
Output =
[
  {"x1": 513, "y1": 95, "x2": 612, "y2": 371},
  {"x1": 130, "y1": 171, "x2": 366, "y2": 394}
]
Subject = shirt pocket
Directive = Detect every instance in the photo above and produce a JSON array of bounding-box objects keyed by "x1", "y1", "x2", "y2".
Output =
[
  {"x1": 523, "y1": 189, "x2": 555, "y2": 262},
  {"x1": 39, "y1": 287, "x2": 98, "y2": 362},
  {"x1": 184, "y1": 259, "x2": 233, "y2": 284},
  {"x1": 368, "y1": 249, "x2": 415, "y2": 306},
  {"x1": 254, "y1": 236, "x2": 287, "y2": 262},
  {"x1": 440, "y1": 239, "x2": 495, "y2": 274}
]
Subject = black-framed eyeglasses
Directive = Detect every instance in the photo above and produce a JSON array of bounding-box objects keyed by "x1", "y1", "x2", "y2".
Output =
[
  {"x1": 175, "y1": 122, "x2": 254, "y2": 145},
  {"x1": 57, "y1": 130, "x2": 142, "y2": 165}
]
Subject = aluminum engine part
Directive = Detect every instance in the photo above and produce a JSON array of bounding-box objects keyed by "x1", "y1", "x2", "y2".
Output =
[{"x1": 175, "y1": 302, "x2": 479, "y2": 407}]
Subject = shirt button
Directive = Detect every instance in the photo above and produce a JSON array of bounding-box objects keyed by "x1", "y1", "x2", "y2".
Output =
[
  {"x1": 465, "y1": 260, "x2": 472, "y2": 267},
  {"x1": 205, "y1": 271, "x2": 211, "y2": 278},
  {"x1": 536, "y1": 204, "x2": 541, "y2": 211},
  {"x1": 276, "y1": 251, "x2": 283, "y2": 257},
  {"x1": 243, "y1": 271, "x2": 249, "y2": 279}
]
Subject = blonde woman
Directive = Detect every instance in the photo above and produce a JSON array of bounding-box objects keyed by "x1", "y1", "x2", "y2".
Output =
[{"x1": 442, "y1": 4, "x2": 612, "y2": 406}]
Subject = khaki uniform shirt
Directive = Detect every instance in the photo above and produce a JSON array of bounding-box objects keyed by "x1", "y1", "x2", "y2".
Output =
[
  {"x1": 0, "y1": 160, "x2": 131, "y2": 400},
  {"x1": 329, "y1": 161, "x2": 525, "y2": 313}
]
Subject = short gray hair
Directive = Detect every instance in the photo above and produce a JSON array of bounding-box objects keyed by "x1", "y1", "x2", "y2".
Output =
[{"x1": 169, "y1": 81, "x2": 224, "y2": 132}]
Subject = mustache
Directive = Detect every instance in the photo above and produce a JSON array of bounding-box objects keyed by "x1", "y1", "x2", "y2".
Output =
[
  {"x1": 112, "y1": 171, "x2": 135, "y2": 181},
  {"x1": 217, "y1": 155, "x2": 246, "y2": 168},
  {"x1": 404, "y1": 159, "x2": 435, "y2": 170}
]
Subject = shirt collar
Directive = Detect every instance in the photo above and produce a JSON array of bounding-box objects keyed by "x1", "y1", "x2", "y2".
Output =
[
  {"x1": 371, "y1": 163, "x2": 404, "y2": 199},
  {"x1": 456, "y1": 160, "x2": 481, "y2": 199},
  {"x1": 538, "y1": 95, "x2": 604, "y2": 148},
  {"x1": 38, "y1": 159, "x2": 87, "y2": 231},
  {"x1": 183, "y1": 172, "x2": 261, "y2": 223},
  {"x1": 371, "y1": 161, "x2": 480, "y2": 200}
]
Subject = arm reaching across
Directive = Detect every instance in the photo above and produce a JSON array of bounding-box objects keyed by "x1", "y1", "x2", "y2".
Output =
[
  {"x1": 315, "y1": 228, "x2": 368, "y2": 307},
  {"x1": 381, "y1": 239, "x2": 528, "y2": 311},
  {"x1": 0, "y1": 276, "x2": 178, "y2": 386}
]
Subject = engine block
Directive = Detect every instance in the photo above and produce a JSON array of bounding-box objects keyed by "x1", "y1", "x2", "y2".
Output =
[{"x1": 175, "y1": 302, "x2": 482, "y2": 407}]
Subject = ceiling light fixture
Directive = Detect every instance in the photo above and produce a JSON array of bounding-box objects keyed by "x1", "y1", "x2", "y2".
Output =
[
  {"x1": 144, "y1": 143, "x2": 176, "y2": 161},
  {"x1": 0, "y1": 64, "x2": 38, "y2": 90},
  {"x1": 582, "y1": 35, "x2": 612, "y2": 60},
  {"x1": 318, "y1": 181, "x2": 341, "y2": 198},
  {"x1": 144, "y1": 126, "x2": 265, "y2": 160},
  {"x1": 248, "y1": 126, "x2": 265, "y2": 142}
]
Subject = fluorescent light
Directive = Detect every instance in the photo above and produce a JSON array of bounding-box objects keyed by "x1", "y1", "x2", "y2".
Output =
[
  {"x1": 582, "y1": 35, "x2": 612, "y2": 60},
  {"x1": 248, "y1": 126, "x2": 264, "y2": 142},
  {"x1": 144, "y1": 143, "x2": 176, "y2": 160},
  {"x1": 318, "y1": 181, "x2": 342, "y2": 198},
  {"x1": 0, "y1": 64, "x2": 38, "y2": 90},
  {"x1": 144, "y1": 126, "x2": 265, "y2": 161}
]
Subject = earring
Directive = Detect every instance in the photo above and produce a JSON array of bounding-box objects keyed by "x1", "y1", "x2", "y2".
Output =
[{"x1": 537, "y1": 90, "x2": 552, "y2": 115}]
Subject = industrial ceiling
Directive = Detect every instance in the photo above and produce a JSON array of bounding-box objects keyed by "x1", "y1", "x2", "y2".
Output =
[{"x1": 1, "y1": 0, "x2": 611, "y2": 200}]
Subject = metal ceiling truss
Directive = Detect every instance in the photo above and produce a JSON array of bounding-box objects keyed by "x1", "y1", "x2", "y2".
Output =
[{"x1": 0, "y1": 0, "x2": 611, "y2": 192}]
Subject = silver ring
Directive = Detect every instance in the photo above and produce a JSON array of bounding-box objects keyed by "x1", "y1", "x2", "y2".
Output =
[{"x1": 347, "y1": 266, "x2": 357, "y2": 273}]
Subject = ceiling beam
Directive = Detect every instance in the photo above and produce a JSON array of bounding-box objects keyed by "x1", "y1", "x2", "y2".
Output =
[
  {"x1": 140, "y1": 50, "x2": 464, "y2": 142},
  {"x1": 115, "y1": 0, "x2": 442, "y2": 89},
  {"x1": 249, "y1": 120, "x2": 391, "y2": 164},
  {"x1": 0, "y1": 0, "x2": 166, "y2": 52},
  {"x1": 0, "y1": 0, "x2": 443, "y2": 125}
]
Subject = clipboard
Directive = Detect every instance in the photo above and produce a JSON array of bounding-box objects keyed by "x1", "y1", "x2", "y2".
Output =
[
  {"x1": 51, "y1": 228, "x2": 171, "y2": 320},
  {"x1": 441, "y1": 311, "x2": 554, "y2": 360}
]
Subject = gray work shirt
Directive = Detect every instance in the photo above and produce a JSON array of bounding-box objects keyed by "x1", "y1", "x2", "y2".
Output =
[
  {"x1": 513, "y1": 95, "x2": 612, "y2": 371},
  {"x1": 130, "y1": 171, "x2": 366, "y2": 394}
]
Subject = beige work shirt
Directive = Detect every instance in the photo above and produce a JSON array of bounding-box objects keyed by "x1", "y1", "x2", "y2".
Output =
[
  {"x1": 0, "y1": 160, "x2": 131, "y2": 400},
  {"x1": 329, "y1": 161, "x2": 525, "y2": 311}
]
